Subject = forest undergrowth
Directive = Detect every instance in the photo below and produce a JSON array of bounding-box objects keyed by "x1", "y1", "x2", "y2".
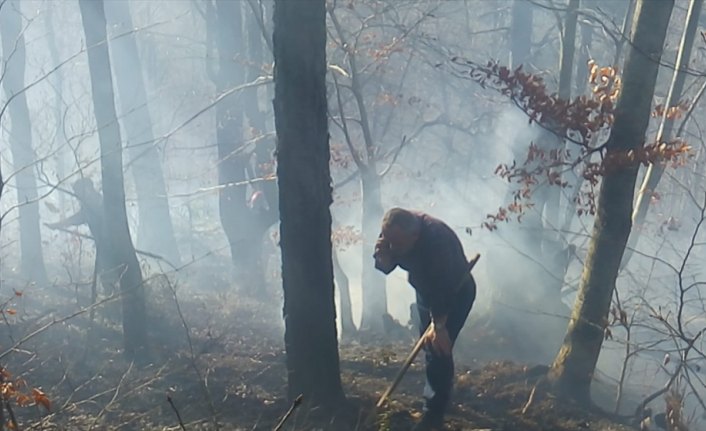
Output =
[{"x1": 0, "y1": 258, "x2": 640, "y2": 431}]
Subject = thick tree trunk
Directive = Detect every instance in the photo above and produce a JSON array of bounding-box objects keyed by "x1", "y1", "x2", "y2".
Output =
[
  {"x1": 548, "y1": 0, "x2": 673, "y2": 403},
  {"x1": 79, "y1": 0, "x2": 147, "y2": 358},
  {"x1": 104, "y1": 0, "x2": 181, "y2": 266},
  {"x1": 622, "y1": 0, "x2": 702, "y2": 268},
  {"x1": 0, "y1": 1, "x2": 49, "y2": 285},
  {"x1": 274, "y1": 0, "x2": 345, "y2": 406}
]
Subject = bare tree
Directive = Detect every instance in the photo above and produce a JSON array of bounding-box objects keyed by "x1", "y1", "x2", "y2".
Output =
[
  {"x1": 622, "y1": 0, "x2": 703, "y2": 268},
  {"x1": 548, "y1": 0, "x2": 674, "y2": 403},
  {"x1": 78, "y1": 0, "x2": 147, "y2": 358},
  {"x1": 0, "y1": 0, "x2": 49, "y2": 285},
  {"x1": 274, "y1": 0, "x2": 345, "y2": 406},
  {"x1": 104, "y1": 0, "x2": 181, "y2": 266}
]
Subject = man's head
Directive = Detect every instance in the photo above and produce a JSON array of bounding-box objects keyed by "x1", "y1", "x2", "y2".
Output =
[
  {"x1": 381, "y1": 207, "x2": 421, "y2": 256},
  {"x1": 72, "y1": 178, "x2": 96, "y2": 200}
]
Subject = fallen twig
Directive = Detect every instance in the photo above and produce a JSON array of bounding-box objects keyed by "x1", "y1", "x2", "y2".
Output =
[
  {"x1": 274, "y1": 394, "x2": 303, "y2": 431},
  {"x1": 521, "y1": 384, "x2": 538, "y2": 415},
  {"x1": 167, "y1": 394, "x2": 187, "y2": 431}
]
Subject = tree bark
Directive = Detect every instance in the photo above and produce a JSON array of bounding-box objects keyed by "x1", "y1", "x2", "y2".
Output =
[
  {"x1": 208, "y1": 1, "x2": 269, "y2": 293},
  {"x1": 327, "y1": 7, "x2": 388, "y2": 333},
  {"x1": 506, "y1": 0, "x2": 542, "y2": 252},
  {"x1": 104, "y1": 0, "x2": 181, "y2": 266},
  {"x1": 548, "y1": 0, "x2": 674, "y2": 403},
  {"x1": 574, "y1": 17, "x2": 593, "y2": 96},
  {"x1": 332, "y1": 248, "x2": 356, "y2": 339},
  {"x1": 510, "y1": 0, "x2": 533, "y2": 70},
  {"x1": 359, "y1": 168, "x2": 387, "y2": 333},
  {"x1": 0, "y1": 1, "x2": 49, "y2": 285},
  {"x1": 622, "y1": 0, "x2": 702, "y2": 268},
  {"x1": 79, "y1": 0, "x2": 147, "y2": 358},
  {"x1": 545, "y1": 0, "x2": 579, "y2": 236},
  {"x1": 614, "y1": 0, "x2": 636, "y2": 67},
  {"x1": 274, "y1": 0, "x2": 345, "y2": 406}
]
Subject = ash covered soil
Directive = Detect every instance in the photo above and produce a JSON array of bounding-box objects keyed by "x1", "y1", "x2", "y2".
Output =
[{"x1": 0, "y1": 265, "x2": 638, "y2": 431}]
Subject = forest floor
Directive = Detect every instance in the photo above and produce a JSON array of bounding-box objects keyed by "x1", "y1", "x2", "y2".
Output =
[{"x1": 0, "y1": 261, "x2": 643, "y2": 431}]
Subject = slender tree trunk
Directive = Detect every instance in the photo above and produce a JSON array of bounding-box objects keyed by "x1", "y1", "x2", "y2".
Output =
[
  {"x1": 510, "y1": 0, "x2": 533, "y2": 70},
  {"x1": 332, "y1": 248, "x2": 356, "y2": 339},
  {"x1": 359, "y1": 169, "x2": 387, "y2": 333},
  {"x1": 614, "y1": 0, "x2": 636, "y2": 67},
  {"x1": 243, "y1": 3, "x2": 278, "y2": 291},
  {"x1": 79, "y1": 0, "x2": 147, "y2": 358},
  {"x1": 274, "y1": 0, "x2": 345, "y2": 406},
  {"x1": 328, "y1": 6, "x2": 389, "y2": 333},
  {"x1": 575, "y1": 19, "x2": 593, "y2": 96},
  {"x1": 104, "y1": 0, "x2": 181, "y2": 266},
  {"x1": 544, "y1": 0, "x2": 579, "y2": 236},
  {"x1": 208, "y1": 1, "x2": 254, "y2": 291},
  {"x1": 561, "y1": 8, "x2": 592, "y2": 234},
  {"x1": 0, "y1": 1, "x2": 49, "y2": 285},
  {"x1": 558, "y1": 0, "x2": 579, "y2": 102},
  {"x1": 46, "y1": 5, "x2": 67, "y2": 217},
  {"x1": 105, "y1": 3, "x2": 176, "y2": 256},
  {"x1": 507, "y1": 0, "x2": 543, "y2": 253},
  {"x1": 548, "y1": 0, "x2": 674, "y2": 403},
  {"x1": 622, "y1": 0, "x2": 702, "y2": 268}
]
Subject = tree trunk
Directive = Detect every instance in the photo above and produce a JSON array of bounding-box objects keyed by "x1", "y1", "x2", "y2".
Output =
[
  {"x1": 544, "y1": 0, "x2": 579, "y2": 238},
  {"x1": 209, "y1": 1, "x2": 270, "y2": 293},
  {"x1": 575, "y1": 18, "x2": 593, "y2": 96},
  {"x1": 328, "y1": 6, "x2": 389, "y2": 334},
  {"x1": 79, "y1": 0, "x2": 147, "y2": 358},
  {"x1": 548, "y1": 0, "x2": 674, "y2": 403},
  {"x1": 274, "y1": 0, "x2": 345, "y2": 406},
  {"x1": 209, "y1": 1, "x2": 253, "y2": 290},
  {"x1": 509, "y1": 0, "x2": 533, "y2": 69},
  {"x1": 332, "y1": 248, "x2": 356, "y2": 339},
  {"x1": 506, "y1": 0, "x2": 543, "y2": 253},
  {"x1": 614, "y1": 0, "x2": 636, "y2": 66},
  {"x1": 244, "y1": 2, "x2": 279, "y2": 292},
  {"x1": 622, "y1": 0, "x2": 702, "y2": 268},
  {"x1": 104, "y1": 0, "x2": 181, "y2": 267},
  {"x1": 558, "y1": 0, "x2": 579, "y2": 102},
  {"x1": 359, "y1": 169, "x2": 387, "y2": 333},
  {"x1": 0, "y1": 1, "x2": 49, "y2": 285},
  {"x1": 46, "y1": 4, "x2": 68, "y2": 217}
]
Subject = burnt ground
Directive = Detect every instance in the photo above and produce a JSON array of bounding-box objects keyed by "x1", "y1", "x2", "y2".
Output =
[{"x1": 0, "y1": 263, "x2": 640, "y2": 431}]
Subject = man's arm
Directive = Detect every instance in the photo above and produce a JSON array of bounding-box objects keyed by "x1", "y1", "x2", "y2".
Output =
[{"x1": 46, "y1": 210, "x2": 86, "y2": 229}]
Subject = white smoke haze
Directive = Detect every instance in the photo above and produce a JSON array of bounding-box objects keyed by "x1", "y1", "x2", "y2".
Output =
[{"x1": 0, "y1": 0, "x2": 705, "y2": 428}]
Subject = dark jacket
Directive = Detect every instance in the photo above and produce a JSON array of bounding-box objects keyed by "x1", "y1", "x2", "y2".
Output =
[{"x1": 375, "y1": 212, "x2": 474, "y2": 318}]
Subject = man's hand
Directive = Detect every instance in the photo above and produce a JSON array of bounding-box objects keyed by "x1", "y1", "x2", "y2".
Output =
[
  {"x1": 425, "y1": 320, "x2": 452, "y2": 356},
  {"x1": 374, "y1": 238, "x2": 396, "y2": 274}
]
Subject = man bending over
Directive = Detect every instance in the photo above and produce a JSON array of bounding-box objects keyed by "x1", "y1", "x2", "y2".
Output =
[{"x1": 373, "y1": 207, "x2": 476, "y2": 431}]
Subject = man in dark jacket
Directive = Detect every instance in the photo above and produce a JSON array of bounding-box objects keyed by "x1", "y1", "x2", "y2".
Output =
[
  {"x1": 46, "y1": 178, "x2": 115, "y2": 292},
  {"x1": 374, "y1": 207, "x2": 476, "y2": 430}
]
